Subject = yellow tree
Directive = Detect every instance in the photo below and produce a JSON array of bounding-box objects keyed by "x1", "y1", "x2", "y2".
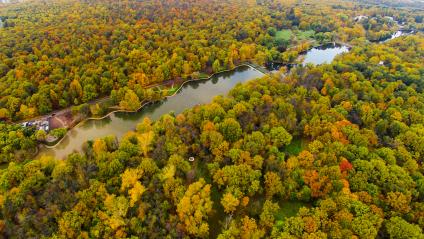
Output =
[
  {"x1": 0, "y1": 108, "x2": 9, "y2": 120},
  {"x1": 119, "y1": 89, "x2": 141, "y2": 111},
  {"x1": 137, "y1": 130, "x2": 154, "y2": 157},
  {"x1": 136, "y1": 117, "x2": 152, "y2": 133},
  {"x1": 221, "y1": 192, "x2": 240, "y2": 214},
  {"x1": 264, "y1": 171, "x2": 283, "y2": 199},
  {"x1": 241, "y1": 216, "x2": 265, "y2": 239},
  {"x1": 70, "y1": 79, "x2": 83, "y2": 99},
  {"x1": 93, "y1": 139, "x2": 107, "y2": 157},
  {"x1": 177, "y1": 179, "x2": 213, "y2": 238},
  {"x1": 121, "y1": 168, "x2": 146, "y2": 206}
]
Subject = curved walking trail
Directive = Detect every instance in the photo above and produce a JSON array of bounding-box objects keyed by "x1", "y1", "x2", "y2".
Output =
[
  {"x1": 44, "y1": 63, "x2": 266, "y2": 150},
  {"x1": 36, "y1": 31, "x2": 415, "y2": 159},
  {"x1": 38, "y1": 64, "x2": 265, "y2": 159}
]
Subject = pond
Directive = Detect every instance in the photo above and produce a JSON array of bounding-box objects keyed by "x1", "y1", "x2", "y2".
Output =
[
  {"x1": 38, "y1": 65, "x2": 265, "y2": 159},
  {"x1": 381, "y1": 30, "x2": 414, "y2": 43},
  {"x1": 266, "y1": 43, "x2": 350, "y2": 71},
  {"x1": 302, "y1": 43, "x2": 350, "y2": 65}
]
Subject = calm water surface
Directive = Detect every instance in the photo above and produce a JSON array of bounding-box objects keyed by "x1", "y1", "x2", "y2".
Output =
[
  {"x1": 303, "y1": 43, "x2": 349, "y2": 65},
  {"x1": 382, "y1": 30, "x2": 414, "y2": 43},
  {"x1": 39, "y1": 66, "x2": 264, "y2": 159},
  {"x1": 39, "y1": 42, "x2": 356, "y2": 159}
]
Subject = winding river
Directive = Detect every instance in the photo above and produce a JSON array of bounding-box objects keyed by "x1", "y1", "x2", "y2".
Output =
[
  {"x1": 39, "y1": 66, "x2": 264, "y2": 159},
  {"x1": 38, "y1": 30, "x2": 411, "y2": 159}
]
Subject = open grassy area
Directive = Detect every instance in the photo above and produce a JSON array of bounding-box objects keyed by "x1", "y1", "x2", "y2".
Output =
[
  {"x1": 276, "y1": 29, "x2": 293, "y2": 41},
  {"x1": 208, "y1": 186, "x2": 226, "y2": 238},
  {"x1": 275, "y1": 29, "x2": 315, "y2": 41},
  {"x1": 297, "y1": 30, "x2": 315, "y2": 40},
  {"x1": 198, "y1": 72, "x2": 210, "y2": 78},
  {"x1": 275, "y1": 29, "x2": 315, "y2": 48},
  {"x1": 285, "y1": 138, "x2": 307, "y2": 156},
  {"x1": 275, "y1": 201, "x2": 309, "y2": 221},
  {"x1": 167, "y1": 85, "x2": 179, "y2": 95}
]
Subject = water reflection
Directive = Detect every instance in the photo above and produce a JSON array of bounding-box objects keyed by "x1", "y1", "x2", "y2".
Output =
[
  {"x1": 303, "y1": 43, "x2": 349, "y2": 65},
  {"x1": 381, "y1": 30, "x2": 414, "y2": 43},
  {"x1": 38, "y1": 65, "x2": 264, "y2": 159},
  {"x1": 265, "y1": 43, "x2": 350, "y2": 71},
  {"x1": 42, "y1": 36, "x2": 410, "y2": 159}
]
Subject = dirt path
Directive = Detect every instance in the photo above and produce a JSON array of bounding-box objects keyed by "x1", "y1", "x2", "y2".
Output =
[
  {"x1": 15, "y1": 96, "x2": 111, "y2": 124},
  {"x1": 14, "y1": 39, "x2": 338, "y2": 128},
  {"x1": 14, "y1": 76, "x2": 186, "y2": 126},
  {"x1": 50, "y1": 115, "x2": 67, "y2": 128}
]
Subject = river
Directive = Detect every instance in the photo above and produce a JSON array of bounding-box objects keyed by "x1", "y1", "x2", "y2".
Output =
[
  {"x1": 39, "y1": 66, "x2": 264, "y2": 159},
  {"x1": 38, "y1": 30, "x2": 411, "y2": 159}
]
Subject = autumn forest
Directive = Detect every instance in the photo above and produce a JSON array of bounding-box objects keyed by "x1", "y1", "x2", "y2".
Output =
[{"x1": 0, "y1": 0, "x2": 423, "y2": 238}]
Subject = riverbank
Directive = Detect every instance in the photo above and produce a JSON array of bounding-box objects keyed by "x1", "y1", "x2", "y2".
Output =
[
  {"x1": 6, "y1": 38, "x2": 355, "y2": 129},
  {"x1": 24, "y1": 31, "x2": 417, "y2": 158},
  {"x1": 27, "y1": 40, "x2": 374, "y2": 154},
  {"x1": 36, "y1": 65, "x2": 265, "y2": 159},
  {"x1": 41, "y1": 63, "x2": 268, "y2": 151}
]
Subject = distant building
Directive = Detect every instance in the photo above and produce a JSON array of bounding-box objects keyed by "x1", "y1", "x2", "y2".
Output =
[
  {"x1": 354, "y1": 15, "x2": 368, "y2": 22},
  {"x1": 21, "y1": 119, "x2": 50, "y2": 132},
  {"x1": 384, "y1": 16, "x2": 394, "y2": 22}
]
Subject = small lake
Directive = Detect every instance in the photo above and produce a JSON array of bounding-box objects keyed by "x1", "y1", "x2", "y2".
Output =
[
  {"x1": 38, "y1": 66, "x2": 264, "y2": 159},
  {"x1": 266, "y1": 43, "x2": 349, "y2": 71},
  {"x1": 303, "y1": 43, "x2": 349, "y2": 65},
  {"x1": 382, "y1": 30, "x2": 414, "y2": 43}
]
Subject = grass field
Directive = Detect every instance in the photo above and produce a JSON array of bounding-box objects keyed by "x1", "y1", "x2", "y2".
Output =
[
  {"x1": 276, "y1": 29, "x2": 293, "y2": 41},
  {"x1": 198, "y1": 72, "x2": 210, "y2": 78},
  {"x1": 275, "y1": 29, "x2": 315, "y2": 42},
  {"x1": 297, "y1": 30, "x2": 315, "y2": 40},
  {"x1": 208, "y1": 186, "x2": 226, "y2": 238},
  {"x1": 167, "y1": 85, "x2": 178, "y2": 95},
  {"x1": 275, "y1": 200, "x2": 309, "y2": 221},
  {"x1": 285, "y1": 138, "x2": 307, "y2": 156}
]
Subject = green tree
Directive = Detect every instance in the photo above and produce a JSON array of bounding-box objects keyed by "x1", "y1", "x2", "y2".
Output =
[
  {"x1": 35, "y1": 130, "x2": 47, "y2": 141},
  {"x1": 259, "y1": 200, "x2": 279, "y2": 229},
  {"x1": 212, "y1": 59, "x2": 221, "y2": 73},
  {"x1": 270, "y1": 126, "x2": 292, "y2": 148},
  {"x1": 119, "y1": 89, "x2": 141, "y2": 111},
  {"x1": 386, "y1": 217, "x2": 424, "y2": 239},
  {"x1": 219, "y1": 118, "x2": 242, "y2": 142}
]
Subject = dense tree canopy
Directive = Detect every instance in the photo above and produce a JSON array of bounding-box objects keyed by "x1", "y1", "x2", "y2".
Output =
[
  {"x1": 0, "y1": 0, "x2": 423, "y2": 237},
  {"x1": 0, "y1": 0, "x2": 422, "y2": 121},
  {"x1": 0, "y1": 32, "x2": 422, "y2": 238}
]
